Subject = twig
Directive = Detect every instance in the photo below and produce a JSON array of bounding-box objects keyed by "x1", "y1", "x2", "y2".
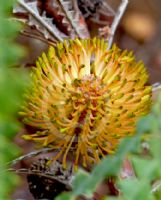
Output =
[
  {"x1": 102, "y1": 1, "x2": 116, "y2": 16},
  {"x1": 5, "y1": 146, "x2": 76, "y2": 167},
  {"x1": 152, "y1": 82, "x2": 161, "y2": 92},
  {"x1": 72, "y1": 0, "x2": 80, "y2": 18},
  {"x1": 91, "y1": 18, "x2": 111, "y2": 26},
  {"x1": 108, "y1": 0, "x2": 129, "y2": 49},
  {"x1": 5, "y1": 147, "x2": 55, "y2": 167},
  {"x1": 20, "y1": 30, "x2": 56, "y2": 46}
]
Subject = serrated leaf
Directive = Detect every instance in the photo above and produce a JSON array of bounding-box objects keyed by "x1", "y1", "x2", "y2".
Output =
[
  {"x1": 70, "y1": 134, "x2": 142, "y2": 197},
  {"x1": 14, "y1": 0, "x2": 65, "y2": 42},
  {"x1": 58, "y1": 0, "x2": 89, "y2": 38},
  {"x1": 13, "y1": 0, "x2": 89, "y2": 42}
]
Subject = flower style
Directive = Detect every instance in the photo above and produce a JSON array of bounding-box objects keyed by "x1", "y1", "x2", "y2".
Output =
[{"x1": 21, "y1": 38, "x2": 151, "y2": 169}]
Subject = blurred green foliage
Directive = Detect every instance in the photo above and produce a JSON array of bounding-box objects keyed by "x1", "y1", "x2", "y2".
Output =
[
  {"x1": 57, "y1": 92, "x2": 161, "y2": 200},
  {"x1": 0, "y1": 0, "x2": 28, "y2": 199}
]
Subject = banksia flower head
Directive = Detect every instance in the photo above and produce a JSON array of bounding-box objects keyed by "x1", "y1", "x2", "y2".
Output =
[{"x1": 21, "y1": 38, "x2": 151, "y2": 169}]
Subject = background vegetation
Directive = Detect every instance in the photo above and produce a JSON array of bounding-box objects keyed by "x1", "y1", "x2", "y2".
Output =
[{"x1": 0, "y1": 0, "x2": 28, "y2": 199}]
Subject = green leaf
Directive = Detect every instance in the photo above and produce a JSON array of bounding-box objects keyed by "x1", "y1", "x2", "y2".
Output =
[
  {"x1": 150, "y1": 138, "x2": 161, "y2": 161},
  {"x1": 0, "y1": 0, "x2": 15, "y2": 16},
  {"x1": 72, "y1": 170, "x2": 90, "y2": 196},
  {"x1": 105, "y1": 197, "x2": 123, "y2": 200},
  {"x1": 0, "y1": 19, "x2": 22, "y2": 38},
  {"x1": 0, "y1": 1, "x2": 28, "y2": 199},
  {"x1": 55, "y1": 192, "x2": 75, "y2": 200},
  {"x1": 119, "y1": 179, "x2": 153, "y2": 200},
  {"x1": 136, "y1": 115, "x2": 157, "y2": 134},
  {"x1": 132, "y1": 156, "x2": 158, "y2": 180},
  {"x1": 154, "y1": 181, "x2": 161, "y2": 200}
]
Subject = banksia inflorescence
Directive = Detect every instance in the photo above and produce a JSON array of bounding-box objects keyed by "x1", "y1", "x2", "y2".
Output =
[{"x1": 21, "y1": 38, "x2": 151, "y2": 169}]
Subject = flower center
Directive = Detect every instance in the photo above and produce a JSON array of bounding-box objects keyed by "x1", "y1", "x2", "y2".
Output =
[
  {"x1": 73, "y1": 74, "x2": 105, "y2": 101},
  {"x1": 70, "y1": 74, "x2": 107, "y2": 130}
]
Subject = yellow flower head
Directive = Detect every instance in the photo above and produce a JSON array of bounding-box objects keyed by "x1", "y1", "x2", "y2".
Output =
[{"x1": 21, "y1": 38, "x2": 151, "y2": 169}]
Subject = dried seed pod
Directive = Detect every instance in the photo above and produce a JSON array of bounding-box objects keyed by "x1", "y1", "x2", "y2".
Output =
[{"x1": 27, "y1": 159, "x2": 72, "y2": 199}]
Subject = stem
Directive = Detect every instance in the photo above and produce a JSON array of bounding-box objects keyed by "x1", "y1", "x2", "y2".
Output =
[
  {"x1": 5, "y1": 148, "x2": 54, "y2": 167},
  {"x1": 20, "y1": 30, "x2": 56, "y2": 46},
  {"x1": 108, "y1": 0, "x2": 129, "y2": 49}
]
